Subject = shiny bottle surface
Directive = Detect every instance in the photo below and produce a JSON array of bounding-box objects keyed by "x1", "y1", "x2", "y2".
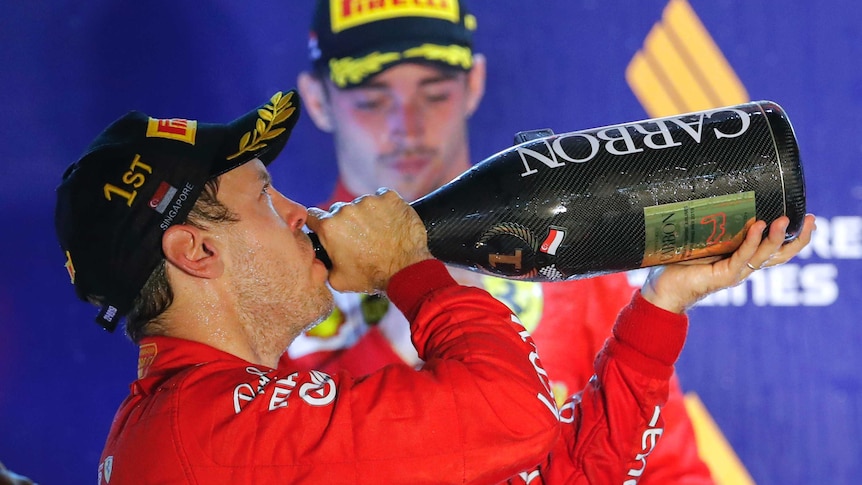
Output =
[{"x1": 314, "y1": 100, "x2": 806, "y2": 281}]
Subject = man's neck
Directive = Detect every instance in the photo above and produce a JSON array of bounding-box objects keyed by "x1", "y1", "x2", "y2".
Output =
[{"x1": 159, "y1": 291, "x2": 291, "y2": 369}]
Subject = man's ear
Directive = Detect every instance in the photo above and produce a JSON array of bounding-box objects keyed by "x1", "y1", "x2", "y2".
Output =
[
  {"x1": 162, "y1": 224, "x2": 223, "y2": 279},
  {"x1": 298, "y1": 71, "x2": 335, "y2": 133},
  {"x1": 465, "y1": 53, "x2": 487, "y2": 118}
]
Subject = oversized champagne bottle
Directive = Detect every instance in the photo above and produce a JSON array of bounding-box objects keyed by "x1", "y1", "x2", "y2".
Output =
[{"x1": 312, "y1": 100, "x2": 806, "y2": 281}]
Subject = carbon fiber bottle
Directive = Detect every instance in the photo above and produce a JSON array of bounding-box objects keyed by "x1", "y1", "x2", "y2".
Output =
[{"x1": 312, "y1": 101, "x2": 806, "y2": 281}]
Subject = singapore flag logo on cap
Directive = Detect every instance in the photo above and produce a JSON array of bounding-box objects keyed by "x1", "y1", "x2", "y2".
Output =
[
  {"x1": 540, "y1": 227, "x2": 566, "y2": 255},
  {"x1": 149, "y1": 181, "x2": 178, "y2": 214}
]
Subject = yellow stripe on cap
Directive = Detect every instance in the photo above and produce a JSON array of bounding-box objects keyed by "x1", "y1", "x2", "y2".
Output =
[
  {"x1": 403, "y1": 44, "x2": 472, "y2": 69},
  {"x1": 329, "y1": 51, "x2": 402, "y2": 88},
  {"x1": 329, "y1": 44, "x2": 472, "y2": 88}
]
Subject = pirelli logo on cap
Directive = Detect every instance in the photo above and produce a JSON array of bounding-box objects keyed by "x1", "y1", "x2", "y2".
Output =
[
  {"x1": 330, "y1": 0, "x2": 460, "y2": 33},
  {"x1": 146, "y1": 117, "x2": 198, "y2": 145}
]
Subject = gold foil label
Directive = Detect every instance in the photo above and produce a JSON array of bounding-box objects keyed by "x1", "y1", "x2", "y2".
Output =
[{"x1": 643, "y1": 191, "x2": 756, "y2": 266}]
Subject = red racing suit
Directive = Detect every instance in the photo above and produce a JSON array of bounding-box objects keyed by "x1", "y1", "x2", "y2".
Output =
[
  {"x1": 287, "y1": 182, "x2": 714, "y2": 484},
  {"x1": 99, "y1": 260, "x2": 689, "y2": 484}
]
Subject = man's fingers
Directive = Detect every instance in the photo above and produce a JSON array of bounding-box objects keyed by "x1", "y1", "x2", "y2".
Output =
[
  {"x1": 759, "y1": 214, "x2": 816, "y2": 268},
  {"x1": 745, "y1": 214, "x2": 816, "y2": 270}
]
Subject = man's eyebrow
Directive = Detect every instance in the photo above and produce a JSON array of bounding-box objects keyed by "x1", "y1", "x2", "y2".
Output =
[
  {"x1": 418, "y1": 71, "x2": 460, "y2": 86},
  {"x1": 258, "y1": 168, "x2": 272, "y2": 186}
]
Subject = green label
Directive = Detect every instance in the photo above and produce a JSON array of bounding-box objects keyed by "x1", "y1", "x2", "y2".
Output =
[{"x1": 643, "y1": 191, "x2": 757, "y2": 267}]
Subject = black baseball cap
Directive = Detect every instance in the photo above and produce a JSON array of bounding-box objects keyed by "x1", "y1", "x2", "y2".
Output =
[
  {"x1": 55, "y1": 90, "x2": 301, "y2": 331},
  {"x1": 309, "y1": 0, "x2": 477, "y2": 88}
]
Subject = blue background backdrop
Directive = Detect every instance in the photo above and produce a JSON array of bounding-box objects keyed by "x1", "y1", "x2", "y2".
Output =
[{"x1": 1, "y1": 1, "x2": 859, "y2": 483}]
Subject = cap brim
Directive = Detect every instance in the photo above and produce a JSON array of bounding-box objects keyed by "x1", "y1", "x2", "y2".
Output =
[{"x1": 211, "y1": 89, "x2": 301, "y2": 177}]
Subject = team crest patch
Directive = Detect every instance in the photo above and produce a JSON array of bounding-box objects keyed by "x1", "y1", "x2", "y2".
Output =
[{"x1": 137, "y1": 342, "x2": 158, "y2": 379}]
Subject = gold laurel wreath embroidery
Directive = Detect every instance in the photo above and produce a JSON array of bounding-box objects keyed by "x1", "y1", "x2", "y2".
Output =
[{"x1": 227, "y1": 91, "x2": 295, "y2": 160}]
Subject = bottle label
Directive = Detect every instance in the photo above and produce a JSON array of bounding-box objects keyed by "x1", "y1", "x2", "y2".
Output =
[{"x1": 643, "y1": 191, "x2": 756, "y2": 267}]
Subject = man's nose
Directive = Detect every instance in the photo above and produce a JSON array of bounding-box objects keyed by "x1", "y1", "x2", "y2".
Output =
[
  {"x1": 272, "y1": 189, "x2": 307, "y2": 231},
  {"x1": 389, "y1": 101, "x2": 425, "y2": 140}
]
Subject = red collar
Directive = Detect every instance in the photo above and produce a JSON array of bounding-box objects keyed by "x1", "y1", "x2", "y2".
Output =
[{"x1": 136, "y1": 335, "x2": 253, "y2": 380}]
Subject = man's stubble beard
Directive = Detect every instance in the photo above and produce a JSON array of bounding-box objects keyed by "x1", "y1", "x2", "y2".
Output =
[{"x1": 229, "y1": 233, "x2": 334, "y2": 359}]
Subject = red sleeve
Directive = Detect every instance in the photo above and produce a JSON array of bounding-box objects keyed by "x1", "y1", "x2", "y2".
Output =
[
  {"x1": 382, "y1": 259, "x2": 562, "y2": 481},
  {"x1": 529, "y1": 275, "x2": 714, "y2": 484},
  {"x1": 531, "y1": 275, "x2": 636, "y2": 391},
  {"x1": 529, "y1": 290, "x2": 690, "y2": 484}
]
